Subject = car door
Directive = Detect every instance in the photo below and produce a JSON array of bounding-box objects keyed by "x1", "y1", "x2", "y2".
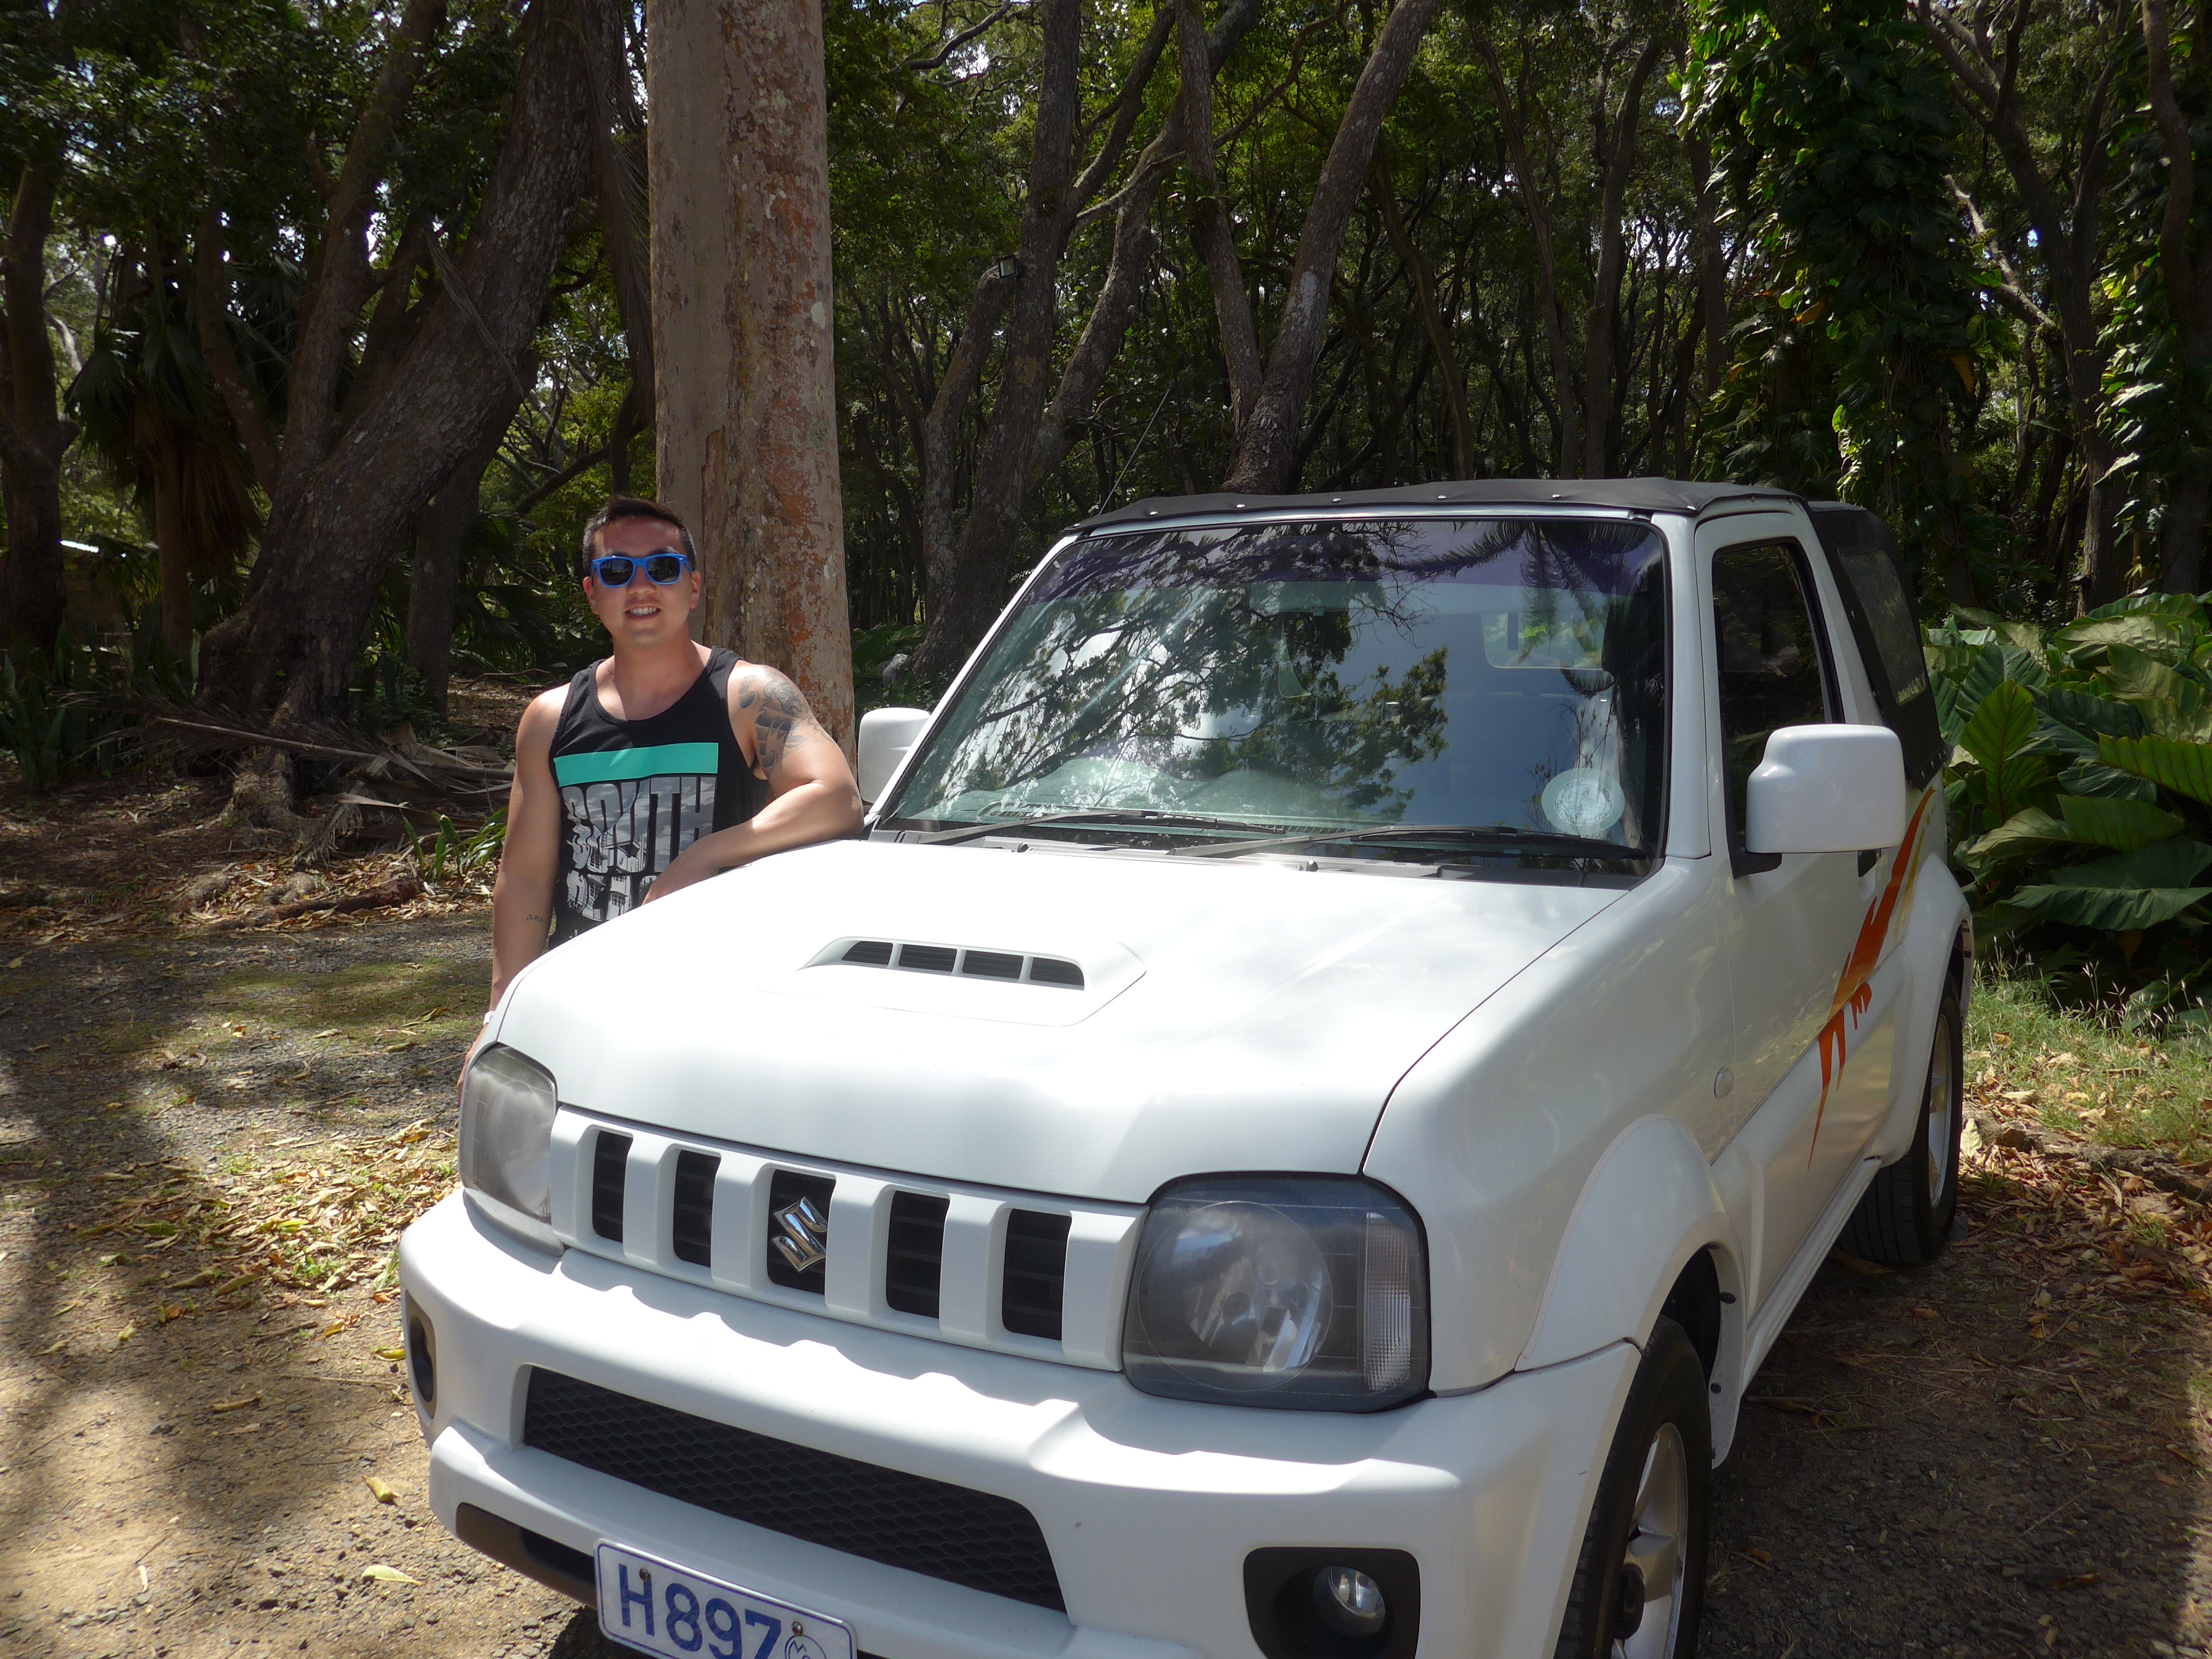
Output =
[{"x1": 1701, "y1": 520, "x2": 1873, "y2": 1303}]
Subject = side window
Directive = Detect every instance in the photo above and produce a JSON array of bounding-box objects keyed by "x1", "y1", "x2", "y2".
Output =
[
  {"x1": 1810, "y1": 506, "x2": 1944, "y2": 788},
  {"x1": 1712, "y1": 541, "x2": 1833, "y2": 850}
]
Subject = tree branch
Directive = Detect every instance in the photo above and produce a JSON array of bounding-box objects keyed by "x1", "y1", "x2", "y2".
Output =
[
  {"x1": 281, "y1": 0, "x2": 450, "y2": 483},
  {"x1": 1224, "y1": 0, "x2": 1447, "y2": 492},
  {"x1": 1947, "y1": 174, "x2": 2052, "y2": 331},
  {"x1": 904, "y1": 0, "x2": 1018, "y2": 74},
  {"x1": 193, "y1": 207, "x2": 282, "y2": 494},
  {"x1": 2140, "y1": 0, "x2": 2199, "y2": 320},
  {"x1": 1070, "y1": 6, "x2": 1177, "y2": 209},
  {"x1": 1180, "y1": 0, "x2": 1261, "y2": 433}
]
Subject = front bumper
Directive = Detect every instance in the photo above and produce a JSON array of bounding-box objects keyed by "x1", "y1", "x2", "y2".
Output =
[{"x1": 398, "y1": 1191, "x2": 1635, "y2": 1659}]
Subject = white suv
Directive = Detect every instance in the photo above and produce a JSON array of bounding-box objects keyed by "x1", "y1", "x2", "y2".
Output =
[{"x1": 400, "y1": 480, "x2": 1968, "y2": 1659}]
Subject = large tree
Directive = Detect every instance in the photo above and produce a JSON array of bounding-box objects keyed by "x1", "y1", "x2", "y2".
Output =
[
  {"x1": 0, "y1": 0, "x2": 79, "y2": 655},
  {"x1": 1914, "y1": 0, "x2": 2127, "y2": 607},
  {"x1": 650, "y1": 0, "x2": 855, "y2": 751},
  {"x1": 189, "y1": 0, "x2": 611, "y2": 744}
]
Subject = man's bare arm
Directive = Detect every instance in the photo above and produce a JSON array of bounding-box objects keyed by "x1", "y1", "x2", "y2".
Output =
[
  {"x1": 486, "y1": 690, "x2": 566, "y2": 1010},
  {"x1": 643, "y1": 666, "x2": 863, "y2": 900}
]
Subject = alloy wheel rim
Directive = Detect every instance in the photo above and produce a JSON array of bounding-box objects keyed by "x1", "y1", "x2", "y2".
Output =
[
  {"x1": 1924, "y1": 1008, "x2": 1957, "y2": 1207},
  {"x1": 1614, "y1": 1422, "x2": 1687, "y2": 1659}
]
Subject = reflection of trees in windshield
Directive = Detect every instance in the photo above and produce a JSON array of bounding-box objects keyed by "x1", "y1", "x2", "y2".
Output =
[
  {"x1": 902, "y1": 583, "x2": 1444, "y2": 822},
  {"x1": 891, "y1": 517, "x2": 1667, "y2": 839}
]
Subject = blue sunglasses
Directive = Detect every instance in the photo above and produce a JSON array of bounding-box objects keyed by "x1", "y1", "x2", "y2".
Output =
[{"x1": 588, "y1": 549, "x2": 692, "y2": 587}]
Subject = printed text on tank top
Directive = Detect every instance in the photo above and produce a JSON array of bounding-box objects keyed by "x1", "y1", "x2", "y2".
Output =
[{"x1": 547, "y1": 650, "x2": 766, "y2": 940}]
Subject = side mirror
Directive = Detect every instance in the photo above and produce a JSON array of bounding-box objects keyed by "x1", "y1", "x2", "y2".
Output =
[
  {"x1": 857, "y1": 707, "x2": 930, "y2": 805},
  {"x1": 1745, "y1": 724, "x2": 1907, "y2": 856}
]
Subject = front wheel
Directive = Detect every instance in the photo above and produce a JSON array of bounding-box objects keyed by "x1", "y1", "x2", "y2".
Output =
[
  {"x1": 1838, "y1": 974, "x2": 1963, "y2": 1268},
  {"x1": 1552, "y1": 1316, "x2": 1710, "y2": 1659}
]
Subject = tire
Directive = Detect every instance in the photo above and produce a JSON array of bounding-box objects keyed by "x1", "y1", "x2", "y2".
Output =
[
  {"x1": 1552, "y1": 1316, "x2": 1710, "y2": 1659},
  {"x1": 1837, "y1": 973, "x2": 1963, "y2": 1269}
]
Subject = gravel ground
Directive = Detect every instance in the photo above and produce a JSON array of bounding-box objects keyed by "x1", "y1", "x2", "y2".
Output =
[{"x1": 0, "y1": 833, "x2": 2205, "y2": 1658}]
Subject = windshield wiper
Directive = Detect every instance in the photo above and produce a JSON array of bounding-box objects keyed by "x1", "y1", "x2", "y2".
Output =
[
  {"x1": 1177, "y1": 823, "x2": 1647, "y2": 862},
  {"x1": 906, "y1": 809, "x2": 1277, "y2": 847}
]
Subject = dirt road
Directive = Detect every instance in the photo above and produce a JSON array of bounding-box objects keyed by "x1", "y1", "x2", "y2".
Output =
[{"x1": 2, "y1": 906, "x2": 2208, "y2": 1659}]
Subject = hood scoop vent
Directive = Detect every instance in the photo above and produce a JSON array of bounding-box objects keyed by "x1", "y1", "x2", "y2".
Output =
[{"x1": 834, "y1": 938, "x2": 1085, "y2": 990}]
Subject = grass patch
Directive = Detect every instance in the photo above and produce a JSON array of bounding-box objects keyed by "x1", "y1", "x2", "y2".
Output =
[
  {"x1": 1968, "y1": 967, "x2": 2212, "y2": 1160},
  {"x1": 213, "y1": 959, "x2": 481, "y2": 1041}
]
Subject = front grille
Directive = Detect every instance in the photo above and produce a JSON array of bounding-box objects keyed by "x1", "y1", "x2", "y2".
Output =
[
  {"x1": 960, "y1": 950, "x2": 1024, "y2": 980},
  {"x1": 843, "y1": 939, "x2": 894, "y2": 966},
  {"x1": 765, "y1": 1170, "x2": 834, "y2": 1293},
  {"x1": 593, "y1": 1133, "x2": 633, "y2": 1242},
  {"x1": 1001, "y1": 1211, "x2": 1070, "y2": 1340},
  {"x1": 524, "y1": 1369, "x2": 1066, "y2": 1611},
  {"x1": 1027, "y1": 957, "x2": 1084, "y2": 988},
  {"x1": 884, "y1": 1192, "x2": 948, "y2": 1317},
  {"x1": 555, "y1": 1123, "x2": 1142, "y2": 1371},
  {"x1": 672, "y1": 1150, "x2": 719, "y2": 1266},
  {"x1": 898, "y1": 943, "x2": 958, "y2": 973}
]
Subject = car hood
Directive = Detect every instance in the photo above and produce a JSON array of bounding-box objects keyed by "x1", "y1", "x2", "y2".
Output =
[{"x1": 495, "y1": 838, "x2": 1626, "y2": 1203}]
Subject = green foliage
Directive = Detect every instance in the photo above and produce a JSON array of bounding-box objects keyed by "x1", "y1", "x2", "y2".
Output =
[
  {"x1": 417, "y1": 810, "x2": 506, "y2": 885},
  {"x1": 0, "y1": 627, "x2": 167, "y2": 791},
  {"x1": 1936, "y1": 594, "x2": 2212, "y2": 1025},
  {"x1": 1691, "y1": 0, "x2": 1997, "y2": 597}
]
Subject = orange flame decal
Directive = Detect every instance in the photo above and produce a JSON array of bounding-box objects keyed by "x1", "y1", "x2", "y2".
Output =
[{"x1": 1807, "y1": 787, "x2": 1938, "y2": 1165}]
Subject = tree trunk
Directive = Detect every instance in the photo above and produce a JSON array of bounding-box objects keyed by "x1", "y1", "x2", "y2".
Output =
[
  {"x1": 650, "y1": 0, "x2": 852, "y2": 746},
  {"x1": 920, "y1": 267, "x2": 1017, "y2": 641},
  {"x1": 907, "y1": 0, "x2": 1084, "y2": 686},
  {"x1": 1687, "y1": 131, "x2": 1728, "y2": 405},
  {"x1": 406, "y1": 418, "x2": 509, "y2": 708},
  {"x1": 646, "y1": 0, "x2": 729, "y2": 628},
  {"x1": 195, "y1": 0, "x2": 605, "y2": 729},
  {"x1": 692, "y1": 0, "x2": 852, "y2": 749},
  {"x1": 2159, "y1": 472, "x2": 2211, "y2": 596},
  {"x1": 1916, "y1": 3, "x2": 2122, "y2": 607},
  {"x1": 1375, "y1": 163, "x2": 1474, "y2": 478},
  {"x1": 1221, "y1": 0, "x2": 1448, "y2": 494},
  {"x1": 1475, "y1": 30, "x2": 1578, "y2": 477},
  {"x1": 1027, "y1": 0, "x2": 1260, "y2": 491},
  {"x1": 0, "y1": 154, "x2": 71, "y2": 656},
  {"x1": 1179, "y1": 0, "x2": 1262, "y2": 436},
  {"x1": 902, "y1": 0, "x2": 1194, "y2": 684},
  {"x1": 1580, "y1": 36, "x2": 1663, "y2": 479},
  {"x1": 2142, "y1": 0, "x2": 2212, "y2": 594},
  {"x1": 149, "y1": 431, "x2": 194, "y2": 660}
]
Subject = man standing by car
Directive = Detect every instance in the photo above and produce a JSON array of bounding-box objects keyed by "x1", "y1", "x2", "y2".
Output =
[{"x1": 481, "y1": 495, "x2": 862, "y2": 1020}]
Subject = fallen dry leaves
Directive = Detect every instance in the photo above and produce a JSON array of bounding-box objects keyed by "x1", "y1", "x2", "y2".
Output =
[
  {"x1": 70, "y1": 1118, "x2": 458, "y2": 1317},
  {"x1": 1963, "y1": 1065, "x2": 2212, "y2": 1327}
]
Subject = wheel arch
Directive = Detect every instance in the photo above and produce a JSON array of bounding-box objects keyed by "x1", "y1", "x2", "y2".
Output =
[
  {"x1": 1513, "y1": 1115, "x2": 1750, "y2": 1458},
  {"x1": 1870, "y1": 859, "x2": 1974, "y2": 1166}
]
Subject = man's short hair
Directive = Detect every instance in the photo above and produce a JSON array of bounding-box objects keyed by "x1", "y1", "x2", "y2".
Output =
[{"x1": 579, "y1": 496, "x2": 697, "y2": 580}]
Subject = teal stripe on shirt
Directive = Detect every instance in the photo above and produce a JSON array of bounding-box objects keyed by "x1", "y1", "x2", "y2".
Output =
[{"x1": 553, "y1": 742, "x2": 719, "y2": 786}]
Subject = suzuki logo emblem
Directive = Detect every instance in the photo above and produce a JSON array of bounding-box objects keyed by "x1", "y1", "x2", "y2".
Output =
[{"x1": 771, "y1": 1193, "x2": 829, "y2": 1274}]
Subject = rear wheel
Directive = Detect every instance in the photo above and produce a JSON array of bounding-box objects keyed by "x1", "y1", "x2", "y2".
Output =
[
  {"x1": 1552, "y1": 1316, "x2": 1709, "y2": 1659},
  {"x1": 1838, "y1": 974, "x2": 1963, "y2": 1268}
]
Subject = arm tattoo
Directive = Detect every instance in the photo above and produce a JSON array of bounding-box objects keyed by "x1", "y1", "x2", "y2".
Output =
[{"x1": 742, "y1": 669, "x2": 826, "y2": 776}]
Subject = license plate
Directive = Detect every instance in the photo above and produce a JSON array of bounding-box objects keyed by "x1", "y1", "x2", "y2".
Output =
[{"x1": 596, "y1": 1543, "x2": 857, "y2": 1659}]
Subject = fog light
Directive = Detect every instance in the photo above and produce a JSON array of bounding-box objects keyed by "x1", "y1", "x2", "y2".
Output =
[
  {"x1": 1312, "y1": 1566, "x2": 1386, "y2": 1639},
  {"x1": 405, "y1": 1303, "x2": 437, "y2": 1413}
]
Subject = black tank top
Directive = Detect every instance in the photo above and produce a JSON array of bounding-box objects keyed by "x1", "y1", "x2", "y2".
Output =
[{"x1": 547, "y1": 649, "x2": 768, "y2": 942}]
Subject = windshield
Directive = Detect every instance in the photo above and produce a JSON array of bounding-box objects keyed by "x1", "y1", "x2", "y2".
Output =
[{"x1": 884, "y1": 516, "x2": 1668, "y2": 854}]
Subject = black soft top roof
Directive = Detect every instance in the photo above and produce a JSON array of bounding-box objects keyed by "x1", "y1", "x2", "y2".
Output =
[{"x1": 1074, "y1": 477, "x2": 1805, "y2": 531}]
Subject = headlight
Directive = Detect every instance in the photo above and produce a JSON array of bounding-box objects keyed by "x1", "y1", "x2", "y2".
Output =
[
  {"x1": 458, "y1": 1045, "x2": 558, "y2": 1225},
  {"x1": 1123, "y1": 1176, "x2": 1428, "y2": 1410}
]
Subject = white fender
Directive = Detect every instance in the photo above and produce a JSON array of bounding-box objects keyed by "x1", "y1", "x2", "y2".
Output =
[
  {"x1": 1869, "y1": 852, "x2": 1971, "y2": 1165},
  {"x1": 1515, "y1": 1114, "x2": 1741, "y2": 1373}
]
